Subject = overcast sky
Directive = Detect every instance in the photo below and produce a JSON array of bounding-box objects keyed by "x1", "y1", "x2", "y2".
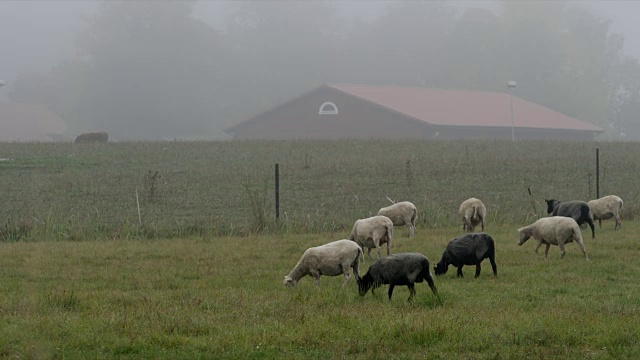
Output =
[{"x1": 1, "y1": 0, "x2": 640, "y2": 85}]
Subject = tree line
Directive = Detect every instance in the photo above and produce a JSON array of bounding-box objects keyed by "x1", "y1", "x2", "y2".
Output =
[{"x1": 8, "y1": 1, "x2": 640, "y2": 140}]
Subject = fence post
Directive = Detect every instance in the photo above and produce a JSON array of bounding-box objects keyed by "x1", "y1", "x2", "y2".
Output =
[
  {"x1": 596, "y1": 148, "x2": 600, "y2": 199},
  {"x1": 275, "y1": 163, "x2": 280, "y2": 222}
]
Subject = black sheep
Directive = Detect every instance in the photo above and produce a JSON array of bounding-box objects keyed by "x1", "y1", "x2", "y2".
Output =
[
  {"x1": 545, "y1": 199, "x2": 595, "y2": 239},
  {"x1": 434, "y1": 232, "x2": 497, "y2": 278},
  {"x1": 357, "y1": 253, "x2": 438, "y2": 302}
]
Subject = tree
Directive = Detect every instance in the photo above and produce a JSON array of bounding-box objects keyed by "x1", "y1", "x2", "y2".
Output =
[{"x1": 73, "y1": 1, "x2": 226, "y2": 139}]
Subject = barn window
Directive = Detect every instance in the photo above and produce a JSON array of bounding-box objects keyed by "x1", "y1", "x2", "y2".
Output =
[{"x1": 318, "y1": 102, "x2": 338, "y2": 115}]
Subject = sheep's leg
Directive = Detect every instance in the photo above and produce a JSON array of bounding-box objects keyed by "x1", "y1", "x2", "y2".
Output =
[
  {"x1": 475, "y1": 263, "x2": 481, "y2": 278},
  {"x1": 598, "y1": 219, "x2": 602, "y2": 229},
  {"x1": 352, "y1": 263, "x2": 361, "y2": 281},
  {"x1": 456, "y1": 266, "x2": 464, "y2": 278},
  {"x1": 558, "y1": 242, "x2": 566, "y2": 259},
  {"x1": 407, "y1": 284, "x2": 416, "y2": 302},
  {"x1": 481, "y1": 220, "x2": 485, "y2": 232},
  {"x1": 489, "y1": 256, "x2": 498, "y2": 276},
  {"x1": 388, "y1": 284, "x2": 395, "y2": 300},
  {"x1": 535, "y1": 241, "x2": 543, "y2": 254},
  {"x1": 615, "y1": 216, "x2": 621, "y2": 230},
  {"x1": 586, "y1": 219, "x2": 595, "y2": 239},
  {"x1": 576, "y1": 240, "x2": 589, "y2": 260},
  {"x1": 311, "y1": 271, "x2": 321, "y2": 286},
  {"x1": 374, "y1": 238, "x2": 382, "y2": 258},
  {"x1": 341, "y1": 265, "x2": 351, "y2": 288},
  {"x1": 367, "y1": 247, "x2": 373, "y2": 259},
  {"x1": 544, "y1": 244, "x2": 551, "y2": 259}
]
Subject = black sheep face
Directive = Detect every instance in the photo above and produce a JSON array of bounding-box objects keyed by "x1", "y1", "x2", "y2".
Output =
[
  {"x1": 545, "y1": 199, "x2": 559, "y2": 214},
  {"x1": 434, "y1": 261, "x2": 448, "y2": 276},
  {"x1": 357, "y1": 277, "x2": 371, "y2": 296}
]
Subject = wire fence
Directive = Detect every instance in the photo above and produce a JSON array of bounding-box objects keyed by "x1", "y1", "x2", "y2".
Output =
[{"x1": 0, "y1": 140, "x2": 638, "y2": 240}]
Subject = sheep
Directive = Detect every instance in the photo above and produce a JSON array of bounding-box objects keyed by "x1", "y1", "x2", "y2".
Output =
[
  {"x1": 517, "y1": 216, "x2": 588, "y2": 260},
  {"x1": 74, "y1": 131, "x2": 108, "y2": 143},
  {"x1": 459, "y1": 198, "x2": 486, "y2": 232},
  {"x1": 588, "y1": 195, "x2": 623, "y2": 230},
  {"x1": 545, "y1": 199, "x2": 595, "y2": 239},
  {"x1": 357, "y1": 252, "x2": 438, "y2": 302},
  {"x1": 377, "y1": 201, "x2": 418, "y2": 237},
  {"x1": 349, "y1": 215, "x2": 394, "y2": 260},
  {"x1": 283, "y1": 239, "x2": 364, "y2": 288},
  {"x1": 434, "y1": 232, "x2": 497, "y2": 278}
]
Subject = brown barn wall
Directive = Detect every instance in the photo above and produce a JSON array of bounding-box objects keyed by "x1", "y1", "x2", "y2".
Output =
[
  {"x1": 228, "y1": 86, "x2": 596, "y2": 141},
  {"x1": 229, "y1": 87, "x2": 437, "y2": 139}
]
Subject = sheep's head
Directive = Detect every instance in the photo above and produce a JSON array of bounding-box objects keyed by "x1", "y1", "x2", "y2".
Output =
[
  {"x1": 283, "y1": 276, "x2": 297, "y2": 288},
  {"x1": 517, "y1": 227, "x2": 531, "y2": 245},
  {"x1": 357, "y1": 276, "x2": 371, "y2": 296},
  {"x1": 434, "y1": 260, "x2": 448, "y2": 276},
  {"x1": 545, "y1": 199, "x2": 559, "y2": 214}
]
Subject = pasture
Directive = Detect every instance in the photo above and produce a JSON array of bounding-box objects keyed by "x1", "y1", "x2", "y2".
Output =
[
  {"x1": 1, "y1": 140, "x2": 639, "y2": 358},
  {"x1": 1, "y1": 223, "x2": 639, "y2": 358},
  {"x1": 0, "y1": 140, "x2": 639, "y2": 240}
]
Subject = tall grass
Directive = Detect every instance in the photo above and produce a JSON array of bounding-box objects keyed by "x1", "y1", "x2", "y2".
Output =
[
  {"x1": 0, "y1": 140, "x2": 638, "y2": 241},
  {"x1": 1, "y1": 223, "x2": 639, "y2": 358}
]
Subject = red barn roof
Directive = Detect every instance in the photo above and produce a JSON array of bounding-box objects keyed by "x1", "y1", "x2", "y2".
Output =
[{"x1": 327, "y1": 83, "x2": 602, "y2": 132}]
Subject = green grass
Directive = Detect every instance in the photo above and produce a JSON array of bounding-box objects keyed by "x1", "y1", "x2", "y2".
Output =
[
  {"x1": 1, "y1": 223, "x2": 639, "y2": 358},
  {"x1": 0, "y1": 140, "x2": 639, "y2": 240}
]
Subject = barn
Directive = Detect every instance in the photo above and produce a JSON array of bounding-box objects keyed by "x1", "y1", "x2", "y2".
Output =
[
  {"x1": 224, "y1": 83, "x2": 603, "y2": 141},
  {"x1": 0, "y1": 103, "x2": 67, "y2": 142}
]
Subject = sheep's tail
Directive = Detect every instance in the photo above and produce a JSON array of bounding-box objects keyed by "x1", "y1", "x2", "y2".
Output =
[
  {"x1": 620, "y1": 198, "x2": 624, "y2": 211},
  {"x1": 358, "y1": 246, "x2": 364, "y2": 263}
]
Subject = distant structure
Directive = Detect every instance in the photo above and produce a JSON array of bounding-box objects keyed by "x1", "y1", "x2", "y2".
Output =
[
  {"x1": 224, "y1": 83, "x2": 603, "y2": 141},
  {"x1": 74, "y1": 131, "x2": 109, "y2": 144},
  {"x1": 0, "y1": 103, "x2": 67, "y2": 142}
]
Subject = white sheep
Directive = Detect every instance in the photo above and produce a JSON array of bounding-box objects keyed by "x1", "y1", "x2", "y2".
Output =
[
  {"x1": 588, "y1": 195, "x2": 623, "y2": 230},
  {"x1": 377, "y1": 201, "x2": 418, "y2": 237},
  {"x1": 517, "y1": 216, "x2": 588, "y2": 260},
  {"x1": 283, "y1": 239, "x2": 364, "y2": 288},
  {"x1": 459, "y1": 198, "x2": 486, "y2": 232},
  {"x1": 349, "y1": 215, "x2": 394, "y2": 259}
]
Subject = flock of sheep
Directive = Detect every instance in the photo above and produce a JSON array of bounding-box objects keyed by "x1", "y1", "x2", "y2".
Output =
[{"x1": 283, "y1": 195, "x2": 624, "y2": 302}]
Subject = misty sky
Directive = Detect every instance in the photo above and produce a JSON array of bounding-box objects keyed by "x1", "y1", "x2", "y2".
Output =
[{"x1": 2, "y1": 0, "x2": 640, "y2": 88}]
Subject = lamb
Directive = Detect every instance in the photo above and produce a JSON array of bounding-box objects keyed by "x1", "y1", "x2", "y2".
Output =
[
  {"x1": 283, "y1": 239, "x2": 364, "y2": 288},
  {"x1": 377, "y1": 201, "x2": 418, "y2": 237},
  {"x1": 357, "y1": 253, "x2": 438, "y2": 302},
  {"x1": 459, "y1": 198, "x2": 486, "y2": 232},
  {"x1": 545, "y1": 199, "x2": 595, "y2": 238},
  {"x1": 517, "y1": 216, "x2": 588, "y2": 260},
  {"x1": 434, "y1": 232, "x2": 497, "y2": 278},
  {"x1": 588, "y1": 195, "x2": 623, "y2": 230},
  {"x1": 349, "y1": 215, "x2": 394, "y2": 259}
]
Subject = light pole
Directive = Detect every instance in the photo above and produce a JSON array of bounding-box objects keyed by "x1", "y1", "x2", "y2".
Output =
[{"x1": 507, "y1": 80, "x2": 517, "y2": 142}]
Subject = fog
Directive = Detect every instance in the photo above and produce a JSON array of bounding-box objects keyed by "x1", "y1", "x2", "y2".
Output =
[{"x1": 2, "y1": 0, "x2": 640, "y2": 140}]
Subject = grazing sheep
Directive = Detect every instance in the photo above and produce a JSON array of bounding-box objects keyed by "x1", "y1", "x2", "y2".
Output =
[
  {"x1": 434, "y1": 232, "x2": 497, "y2": 278},
  {"x1": 349, "y1": 215, "x2": 394, "y2": 259},
  {"x1": 74, "y1": 131, "x2": 108, "y2": 143},
  {"x1": 588, "y1": 195, "x2": 623, "y2": 230},
  {"x1": 517, "y1": 216, "x2": 588, "y2": 260},
  {"x1": 545, "y1": 199, "x2": 595, "y2": 239},
  {"x1": 459, "y1": 198, "x2": 486, "y2": 232},
  {"x1": 377, "y1": 201, "x2": 418, "y2": 237},
  {"x1": 357, "y1": 253, "x2": 438, "y2": 302},
  {"x1": 283, "y1": 239, "x2": 364, "y2": 288}
]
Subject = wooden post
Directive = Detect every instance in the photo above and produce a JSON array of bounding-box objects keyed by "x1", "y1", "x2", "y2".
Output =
[
  {"x1": 596, "y1": 148, "x2": 600, "y2": 199},
  {"x1": 275, "y1": 163, "x2": 280, "y2": 222}
]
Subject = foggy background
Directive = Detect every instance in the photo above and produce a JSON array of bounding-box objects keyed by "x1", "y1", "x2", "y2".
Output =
[{"x1": 2, "y1": 0, "x2": 640, "y2": 140}]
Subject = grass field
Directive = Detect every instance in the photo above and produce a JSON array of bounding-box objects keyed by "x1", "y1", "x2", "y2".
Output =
[
  {"x1": 0, "y1": 140, "x2": 639, "y2": 240},
  {"x1": 0, "y1": 140, "x2": 638, "y2": 358},
  {"x1": 1, "y1": 222, "x2": 639, "y2": 359}
]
